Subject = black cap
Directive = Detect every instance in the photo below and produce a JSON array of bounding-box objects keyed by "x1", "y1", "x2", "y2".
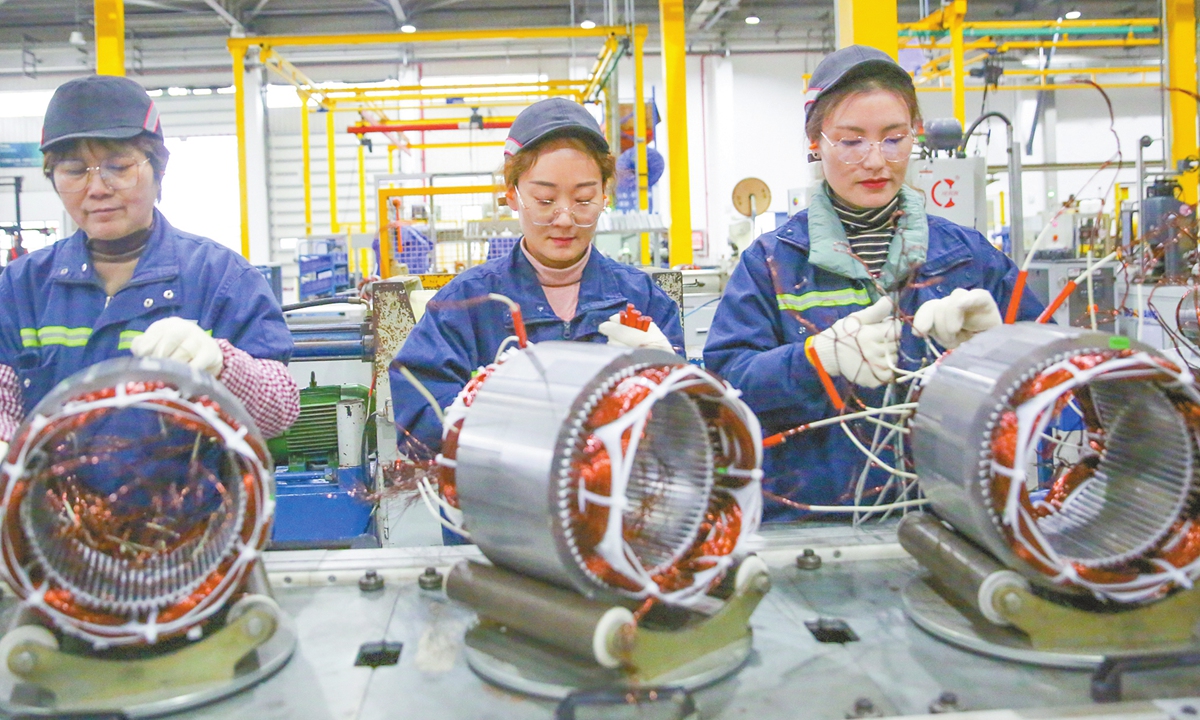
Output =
[
  {"x1": 41, "y1": 75, "x2": 163, "y2": 152},
  {"x1": 504, "y1": 98, "x2": 608, "y2": 157},
  {"x1": 804, "y1": 45, "x2": 913, "y2": 122}
]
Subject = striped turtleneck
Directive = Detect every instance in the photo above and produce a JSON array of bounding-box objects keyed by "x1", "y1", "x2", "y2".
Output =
[{"x1": 828, "y1": 187, "x2": 900, "y2": 278}]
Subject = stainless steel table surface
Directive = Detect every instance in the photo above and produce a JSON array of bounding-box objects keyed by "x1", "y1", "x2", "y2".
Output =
[{"x1": 20, "y1": 524, "x2": 1200, "y2": 720}]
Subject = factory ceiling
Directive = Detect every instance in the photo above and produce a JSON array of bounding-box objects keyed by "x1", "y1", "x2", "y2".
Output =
[{"x1": 0, "y1": 0, "x2": 1166, "y2": 88}]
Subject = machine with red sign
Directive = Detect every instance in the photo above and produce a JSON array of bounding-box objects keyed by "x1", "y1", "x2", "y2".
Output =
[{"x1": 907, "y1": 155, "x2": 988, "y2": 234}]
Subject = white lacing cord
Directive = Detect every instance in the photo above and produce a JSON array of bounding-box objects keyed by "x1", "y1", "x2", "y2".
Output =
[
  {"x1": 996, "y1": 353, "x2": 1200, "y2": 602},
  {"x1": 582, "y1": 365, "x2": 763, "y2": 609},
  {"x1": 0, "y1": 386, "x2": 270, "y2": 649}
]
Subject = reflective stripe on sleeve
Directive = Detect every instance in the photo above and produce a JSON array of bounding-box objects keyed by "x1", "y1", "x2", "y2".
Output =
[
  {"x1": 20, "y1": 326, "x2": 93, "y2": 348},
  {"x1": 776, "y1": 287, "x2": 871, "y2": 313}
]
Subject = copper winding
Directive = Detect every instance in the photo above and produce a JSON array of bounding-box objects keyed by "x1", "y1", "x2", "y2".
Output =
[
  {"x1": 987, "y1": 350, "x2": 1200, "y2": 594},
  {"x1": 0, "y1": 379, "x2": 270, "y2": 643}
]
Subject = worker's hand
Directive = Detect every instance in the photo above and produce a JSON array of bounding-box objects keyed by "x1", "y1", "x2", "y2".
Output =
[
  {"x1": 810, "y1": 296, "x2": 902, "y2": 389},
  {"x1": 913, "y1": 288, "x2": 1002, "y2": 350},
  {"x1": 130, "y1": 317, "x2": 224, "y2": 377},
  {"x1": 0, "y1": 441, "x2": 7, "y2": 462},
  {"x1": 599, "y1": 314, "x2": 675, "y2": 353}
]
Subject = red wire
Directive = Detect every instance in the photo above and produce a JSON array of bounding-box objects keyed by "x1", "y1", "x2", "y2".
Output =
[
  {"x1": 1004, "y1": 269, "x2": 1028, "y2": 324},
  {"x1": 1037, "y1": 280, "x2": 1076, "y2": 324},
  {"x1": 510, "y1": 307, "x2": 528, "y2": 348}
]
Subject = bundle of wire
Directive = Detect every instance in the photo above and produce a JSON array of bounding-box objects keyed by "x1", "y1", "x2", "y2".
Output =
[
  {"x1": 0, "y1": 358, "x2": 273, "y2": 649},
  {"x1": 434, "y1": 348, "x2": 763, "y2": 609},
  {"x1": 985, "y1": 348, "x2": 1200, "y2": 603}
]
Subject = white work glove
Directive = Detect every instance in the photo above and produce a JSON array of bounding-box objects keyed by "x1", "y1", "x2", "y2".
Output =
[
  {"x1": 810, "y1": 297, "x2": 902, "y2": 389},
  {"x1": 598, "y1": 314, "x2": 675, "y2": 353},
  {"x1": 130, "y1": 317, "x2": 224, "y2": 377},
  {"x1": 913, "y1": 288, "x2": 1002, "y2": 350},
  {"x1": 0, "y1": 441, "x2": 7, "y2": 462}
]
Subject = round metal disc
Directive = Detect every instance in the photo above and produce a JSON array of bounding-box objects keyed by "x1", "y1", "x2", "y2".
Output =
[{"x1": 732, "y1": 178, "x2": 771, "y2": 217}]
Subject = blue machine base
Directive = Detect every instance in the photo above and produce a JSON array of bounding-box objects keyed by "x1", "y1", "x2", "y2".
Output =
[{"x1": 273, "y1": 466, "x2": 375, "y2": 545}]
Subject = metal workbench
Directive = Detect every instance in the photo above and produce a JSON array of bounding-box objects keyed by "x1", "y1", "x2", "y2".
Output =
[{"x1": 45, "y1": 524, "x2": 1200, "y2": 720}]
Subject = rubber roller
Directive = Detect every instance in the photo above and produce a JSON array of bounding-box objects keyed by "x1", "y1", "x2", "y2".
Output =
[
  {"x1": 897, "y1": 513, "x2": 1028, "y2": 626},
  {"x1": 445, "y1": 560, "x2": 637, "y2": 668}
]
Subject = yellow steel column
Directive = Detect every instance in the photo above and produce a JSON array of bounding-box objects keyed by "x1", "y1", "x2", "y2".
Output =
[
  {"x1": 660, "y1": 0, "x2": 693, "y2": 266},
  {"x1": 300, "y1": 100, "x2": 313, "y2": 235},
  {"x1": 232, "y1": 48, "x2": 251, "y2": 258},
  {"x1": 948, "y1": 0, "x2": 968, "y2": 126},
  {"x1": 326, "y1": 109, "x2": 339, "y2": 233},
  {"x1": 633, "y1": 27, "x2": 650, "y2": 264},
  {"x1": 1166, "y1": 0, "x2": 1198, "y2": 204},
  {"x1": 358, "y1": 140, "x2": 368, "y2": 232},
  {"x1": 94, "y1": 0, "x2": 125, "y2": 76},
  {"x1": 835, "y1": 0, "x2": 898, "y2": 57},
  {"x1": 388, "y1": 144, "x2": 396, "y2": 174}
]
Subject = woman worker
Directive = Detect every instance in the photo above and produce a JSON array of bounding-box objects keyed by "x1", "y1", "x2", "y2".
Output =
[
  {"x1": 704, "y1": 46, "x2": 1045, "y2": 521},
  {"x1": 390, "y1": 97, "x2": 684, "y2": 454},
  {"x1": 0, "y1": 75, "x2": 299, "y2": 456}
]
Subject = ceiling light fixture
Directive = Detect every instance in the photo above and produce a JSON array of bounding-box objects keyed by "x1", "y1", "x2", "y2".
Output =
[
  {"x1": 68, "y1": 30, "x2": 86, "y2": 47},
  {"x1": 745, "y1": 15, "x2": 761, "y2": 24},
  {"x1": 400, "y1": 23, "x2": 416, "y2": 33},
  {"x1": 580, "y1": 20, "x2": 597, "y2": 29},
  {"x1": 1064, "y1": 9, "x2": 1081, "y2": 19}
]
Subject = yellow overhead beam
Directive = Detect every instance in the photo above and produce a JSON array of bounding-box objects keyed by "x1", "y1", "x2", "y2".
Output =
[
  {"x1": 94, "y1": 0, "x2": 125, "y2": 76},
  {"x1": 406, "y1": 141, "x2": 506, "y2": 150},
  {"x1": 836, "y1": 0, "x2": 899, "y2": 58},
  {"x1": 633, "y1": 26, "x2": 650, "y2": 264},
  {"x1": 579, "y1": 35, "x2": 621, "y2": 103},
  {"x1": 902, "y1": 37, "x2": 1160, "y2": 50},
  {"x1": 660, "y1": 0, "x2": 692, "y2": 266},
  {"x1": 259, "y1": 47, "x2": 333, "y2": 109},
  {"x1": 233, "y1": 49, "x2": 250, "y2": 258},
  {"x1": 947, "y1": 0, "x2": 967, "y2": 125},
  {"x1": 326, "y1": 90, "x2": 579, "y2": 106},
  {"x1": 229, "y1": 25, "x2": 633, "y2": 51},
  {"x1": 1166, "y1": 0, "x2": 1198, "y2": 204},
  {"x1": 899, "y1": 16, "x2": 1159, "y2": 31},
  {"x1": 323, "y1": 81, "x2": 587, "y2": 100},
  {"x1": 964, "y1": 17, "x2": 1159, "y2": 30},
  {"x1": 916, "y1": 81, "x2": 1159, "y2": 92},
  {"x1": 327, "y1": 109, "x2": 339, "y2": 233},
  {"x1": 301, "y1": 102, "x2": 312, "y2": 235}
]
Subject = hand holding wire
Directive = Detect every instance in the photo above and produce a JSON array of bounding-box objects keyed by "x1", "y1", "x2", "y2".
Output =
[
  {"x1": 913, "y1": 288, "x2": 1001, "y2": 349},
  {"x1": 809, "y1": 296, "x2": 901, "y2": 390},
  {"x1": 599, "y1": 304, "x2": 674, "y2": 352}
]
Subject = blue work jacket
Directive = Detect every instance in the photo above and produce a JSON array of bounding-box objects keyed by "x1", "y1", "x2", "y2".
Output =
[
  {"x1": 704, "y1": 186, "x2": 1045, "y2": 521},
  {"x1": 390, "y1": 242, "x2": 686, "y2": 454},
  {"x1": 0, "y1": 210, "x2": 293, "y2": 416}
]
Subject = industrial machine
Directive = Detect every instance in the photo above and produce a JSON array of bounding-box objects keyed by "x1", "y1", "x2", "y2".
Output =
[
  {"x1": 1026, "y1": 259, "x2": 1116, "y2": 331},
  {"x1": 416, "y1": 330, "x2": 769, "y2": 698},
  {"x1": 905, "y1": 323, "x2": 1200, "y2": 669},
  {"x1": 0, "y1": 357, "x2": 293, "y2": 716},
  {"x1": 269, "y1": 298, "x2": 381, "y2": 548},
  {"x1": 269, "y1": 379, "x2": 375, "y2": 548}
]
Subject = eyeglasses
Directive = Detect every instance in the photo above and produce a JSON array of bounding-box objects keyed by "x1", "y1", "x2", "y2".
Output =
[
  {"x1": 514, "y1": 187, "x2": 605, "y2": 228},
  {"x1": 52, "y1": 157, "x2": 151, "y2": 194},
  {"x1": 820, "y1": 132, "x2": 915, "y2": 165}
]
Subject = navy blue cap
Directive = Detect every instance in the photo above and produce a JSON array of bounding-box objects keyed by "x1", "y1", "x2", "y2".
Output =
[
  {"x1": 41, "y1": 75, "x2": 162, "y2": 152},
  {"x1": 804, "y1": 45, "x2": 913, "y2": 121},
  {"x1": 504, "y1": 98, "x2": 608, "y2": 157}
]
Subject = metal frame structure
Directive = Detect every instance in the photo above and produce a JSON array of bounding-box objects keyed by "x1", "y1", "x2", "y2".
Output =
[
  {"x1": 899, "y1": 8, "x2": 1163, "y2": 125},
  {"x1": 225, "y1": 24, "x2": 693, "y2": 265}
]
